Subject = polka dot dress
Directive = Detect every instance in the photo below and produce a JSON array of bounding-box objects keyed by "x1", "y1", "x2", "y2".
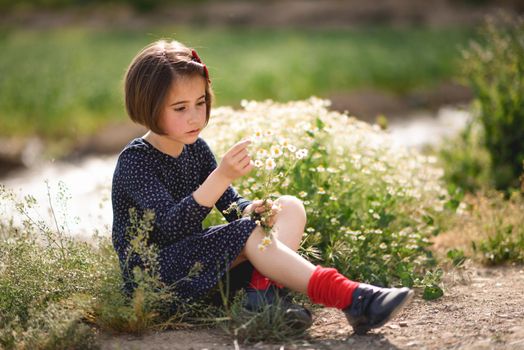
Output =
[{"x1": 111, "y1": 137, "x2": 258, "y2": 302}]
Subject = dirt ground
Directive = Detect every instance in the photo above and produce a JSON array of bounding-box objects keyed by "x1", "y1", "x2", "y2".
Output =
[{"x1": 100, "y1": 265, "x2": 524, "y2": 350}]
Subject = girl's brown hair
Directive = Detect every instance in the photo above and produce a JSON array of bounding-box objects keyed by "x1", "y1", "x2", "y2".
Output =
[{"x1": 124, "y1": 40, "x2": 213, "y2": 134}]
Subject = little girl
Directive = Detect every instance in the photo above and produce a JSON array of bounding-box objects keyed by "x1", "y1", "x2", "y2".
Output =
[{"x1": 112, "y1": 39, "x2": 413, "y2": 335}]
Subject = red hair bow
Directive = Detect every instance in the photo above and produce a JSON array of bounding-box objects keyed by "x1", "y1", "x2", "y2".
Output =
[{"x1": 191, "y1": 49, "x2": 211, "y2": 84}]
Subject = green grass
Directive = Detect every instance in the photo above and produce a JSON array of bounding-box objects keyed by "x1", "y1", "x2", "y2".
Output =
[{"x1": 0, "y1": 25, "x2": 474, "y2": 144}]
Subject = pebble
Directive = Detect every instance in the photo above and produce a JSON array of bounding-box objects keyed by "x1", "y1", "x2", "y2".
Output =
[
  {"x1": 388, "y1": 324, "x2": 401, "y2": 329},
  {"x1": 406, "y1": 340, "x2": 420, "y2": 347},
  {"x1": 399, "y1": 321, "x2": 409, "y2": 327}
]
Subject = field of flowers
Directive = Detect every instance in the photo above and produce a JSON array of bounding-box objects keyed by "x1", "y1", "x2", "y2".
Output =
[{"x1": 203, "y1": 98, "x2": 451, "y2": 295}]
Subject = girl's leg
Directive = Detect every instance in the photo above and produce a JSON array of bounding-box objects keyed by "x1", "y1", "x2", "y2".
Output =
[
  {"x1": 271, "y1": 195, "x2": 307, "y2": 252},
  {"x1": 229, "y1": 195, "x2": 306, "y2": 270},
  {"x1": 243, "y1": 225, "x2": 314, "y2": 294},
  {"x1": 242, "y1": 226, "x2": 413, "y2": 334}
]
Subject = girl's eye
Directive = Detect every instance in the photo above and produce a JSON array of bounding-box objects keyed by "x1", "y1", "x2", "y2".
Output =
[
  {"x1": 197, "y1": 101, "x2": 206, "y2": 106},
  {"x1": 174, "y1": 107, "x2": 185, "y2": 112}
]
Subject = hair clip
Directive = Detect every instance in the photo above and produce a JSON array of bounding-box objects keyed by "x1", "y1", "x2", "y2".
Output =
[
  {"x1": 191, "y1": 49, "x2": 211, "y2": 84},
  {"x1": 191, "y1": 49, "x2": 202, "y2": 63}
]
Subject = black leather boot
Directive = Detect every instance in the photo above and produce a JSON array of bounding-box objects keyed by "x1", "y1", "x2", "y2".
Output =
[
  {"x1": 244, "y1": 285, "x2": 313, "y2": 330},
  {"x1": 343, "y1": 283, "x2": 413, "y2": 335}
]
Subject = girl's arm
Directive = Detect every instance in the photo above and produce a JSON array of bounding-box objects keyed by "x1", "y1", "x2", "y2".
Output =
[
  {"x1": 115, "y1": 147, "x2": 212, "y2": 247},
  {"x1": 196, "y1": 139, "x2": 253, "y2": 222}
]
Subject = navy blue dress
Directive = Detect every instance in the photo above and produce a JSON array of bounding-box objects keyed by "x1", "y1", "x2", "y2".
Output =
[{"x1": 111, "y1": 137, "x2": 258, "y2": 302}]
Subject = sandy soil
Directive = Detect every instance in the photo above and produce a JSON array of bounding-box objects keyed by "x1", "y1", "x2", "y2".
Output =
[{"x1": 100, "y1": 265, "x2": 524, "y2": 350}]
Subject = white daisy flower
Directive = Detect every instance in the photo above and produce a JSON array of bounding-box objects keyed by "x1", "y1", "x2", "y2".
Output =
[
  {"x1": 253, "y1": 129, "x2": 264, "y2": 141},
  {"x1": 270, "y1": 145, "x2": 283, "y2": 158},
  {"x1": 265, "y1": 158, "x2": 276, "y2": 170},
  {"x1": 295, "y1": 149, "x2": 308, "y2": 159},
  {"x1": 261, "y1": 236, "x2": 272, "y2": 246},
  {"x1": 256, "y1": 148, "x2": 269, "y2": 159}
]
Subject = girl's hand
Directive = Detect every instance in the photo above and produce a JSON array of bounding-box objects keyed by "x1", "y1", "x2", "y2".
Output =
[
  {"x1": 217, "y1": 139, "x2": 254, "y2": 181},
  {"x1": 243, "y1": 199, "x2": 281, "y2": 227}
]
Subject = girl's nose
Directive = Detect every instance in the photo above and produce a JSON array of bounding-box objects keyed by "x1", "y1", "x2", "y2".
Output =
[{"x1": 188, "y1": 109, "x2": 199, "y2": 124}]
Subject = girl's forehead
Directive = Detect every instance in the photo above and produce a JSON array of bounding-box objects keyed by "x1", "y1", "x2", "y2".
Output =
[{"x1": 167, "y1": 75, "x2": 206, "y2": 103}]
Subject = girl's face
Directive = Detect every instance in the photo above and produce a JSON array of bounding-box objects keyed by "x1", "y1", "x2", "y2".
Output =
[{"x1": 158, "y1": 74, "x2": 207, "y2": 144}]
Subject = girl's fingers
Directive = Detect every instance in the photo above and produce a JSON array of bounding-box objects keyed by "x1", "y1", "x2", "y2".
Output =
[
  {"x1": 228, "y1": 139, "x2": 251, "y2": 158},
  {"x1": 241, "y1": 160, "x2": 254, "y2": 175},
  {"x1": 254, "y1": 204, "x2": 280, "y2": 215},
  {"x1": 231, "y1": 149, "x2": 249, "y2": 163},
  {"x1": 239, "y1": 156, "x2": 252, "y2": 169}
]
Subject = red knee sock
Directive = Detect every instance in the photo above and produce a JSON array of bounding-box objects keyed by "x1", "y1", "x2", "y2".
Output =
[
  {"x1": 249, "y1": 269, "x2": 283, "y2": 290},
  {"x1": 249, "y1": 269, "x2": 271, "y2": 290},
  {"x1": 307, "y1": 265, "x2": 360, "y2": 309}
]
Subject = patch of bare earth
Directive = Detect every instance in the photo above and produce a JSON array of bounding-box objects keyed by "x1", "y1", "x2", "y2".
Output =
[{"x1": 100, "y1": 265, "x2": 524, "y2": 350}]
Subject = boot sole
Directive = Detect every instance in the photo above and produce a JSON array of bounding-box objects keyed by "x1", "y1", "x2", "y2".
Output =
[{"x1": 353, "y1": 289, "x2": 414, "y2": 335}]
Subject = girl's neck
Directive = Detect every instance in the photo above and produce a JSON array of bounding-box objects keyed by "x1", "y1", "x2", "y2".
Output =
[{"x1": 143, "y1": 131, "x2": 185, "y2": 158}]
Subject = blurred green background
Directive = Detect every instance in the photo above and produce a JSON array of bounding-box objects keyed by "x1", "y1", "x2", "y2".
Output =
[
  {"x1": 0, "y1": 26, "x2": 473, "y2": 139},
  {"x1": 1, "y1": 0, "x2": 521, "y2": 155}
]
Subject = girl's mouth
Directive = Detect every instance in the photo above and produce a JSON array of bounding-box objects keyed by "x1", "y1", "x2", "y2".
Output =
[{"x1": 187, "y1": 128, "x2": 200, "y2": 134}]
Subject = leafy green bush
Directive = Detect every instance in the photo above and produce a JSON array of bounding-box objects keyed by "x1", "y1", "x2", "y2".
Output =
[
  {"x1": 433, "y1": 189, "x2": 524, "y2": 266},
  {"x1": 438, "y1": 117, "x2": 492, "y2": 192},
  {"x1": 473, "y1": 222, "x2": 524, "y2": 265},
  {"x1": 0, "y1": 185, "x2": 195, "y2": 348},
  {"x1": 203, "y1": 98, "x2": 452, "y2": 294},
  {"x1": 0, "y1": 302, "x2": 97, "y2": 350},
  {"x1": 461, "y1": 13, "x2": 524, "y2": 191},
  {"x1": 0, "y1": 186, "x2": 110, "y2": 349},
  {"x1": 470, "y1": 191, "x2": 524, "y2": 265}
]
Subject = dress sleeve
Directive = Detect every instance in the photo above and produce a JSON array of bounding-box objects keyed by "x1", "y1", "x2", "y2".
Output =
[
  {"x1": 115, "y1": 147, "x2": 212, "y2": 247},
  {"x1": 198, "y1": 139, "x2": 252, "y2": 222}
]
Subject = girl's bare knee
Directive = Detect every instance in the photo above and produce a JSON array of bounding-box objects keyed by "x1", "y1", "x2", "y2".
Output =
[{"x1": 276, "y1": 195, "x2": 306, "y2": 217}]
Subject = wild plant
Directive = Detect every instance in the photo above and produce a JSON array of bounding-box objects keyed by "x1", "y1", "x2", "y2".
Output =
[{"x1": 203, "y1": 98, "x2": 453, "y2": 298}]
